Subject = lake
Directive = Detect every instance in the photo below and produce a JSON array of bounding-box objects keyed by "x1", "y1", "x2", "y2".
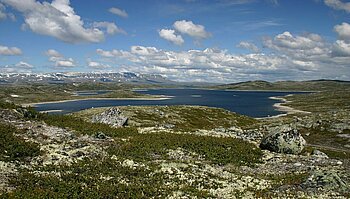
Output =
[{"x1": 34, "y1": 89, "x2": 304, "y2": 117}]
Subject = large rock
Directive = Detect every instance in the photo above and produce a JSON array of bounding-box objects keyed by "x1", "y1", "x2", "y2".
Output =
[
  {"x1": 259, "y1": 125, "x2": 306, "y2": 154},
  {"x1": 92, "y1": 107, "x2": 128, "y2": 127}
]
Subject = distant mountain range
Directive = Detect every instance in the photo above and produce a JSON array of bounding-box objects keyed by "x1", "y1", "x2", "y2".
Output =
[
  {"x1": 214, "y1": 80, "x2": 350, "y2": 91},
  {"x1": 0, "y1": 72, "x2": 173, "y2": 84},
  {"x1": 1, "y1": 72, "x2": 349, "y2": 91}
]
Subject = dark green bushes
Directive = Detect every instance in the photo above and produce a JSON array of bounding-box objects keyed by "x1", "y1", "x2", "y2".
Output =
[
  {"x1": 109, "y1": 132, "x2": 263, "y2": 166},
  {"x1": 0, "y1": 124, "x2": 41, "y2": 162},
  {"x1": 0, "y1": 101, "x2": 18, "y2": 110},
  {"x1": 4, "y1": 158, "x2": 174, "y2": 199}
]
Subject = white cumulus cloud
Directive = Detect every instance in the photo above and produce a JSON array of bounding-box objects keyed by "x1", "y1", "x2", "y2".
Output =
[
  {"x1": 45, "y1": 49, "x2": 62, "y2": 58},
  {"x1": 55, "y1": 59, "x2": 75, "y2": 67},
  {"x1": 332, "y1": 40, "x2": 350, "y2": 57},
  {"x1": 109, "y1": 7, "x2": 128, "y2": 18},
  {"x1": 0, "y1": 45, "x2": 22, "y2": 55},
  {"x1": 93, "y1": 22, "x2": 126, "y2": 35},
  {"x1": 0, "y1": 61, "x2": 34, "y2": 73},
  {"x1": 173, "y1": 20, "x2": 211, "y2": 39},
  {"x1": 237, "y1": 41, "x2": 259, "y2": 52},
  {"x1": 45, "y1": 49, "x2": 75, "y2": 67},
  {"x1": 334, "y1": 22, "x2": 350, "y2": 41},
  {"x1": 15, "y1": 61, "x2": 33, "y2": 68},
  {"x1": 262, "y1": 31, "x2": 329, "y2": 60},
  {"x1": 159, "y1": 29, "x2": 184, "y2": 45},
  {"x1": 2, "y1": 0, "x2": 124, "y2": 43},
  {"x1": 324, "y1": 0, "x2": 350, "y2": 13},
  {"x1": 87, "y1": 61, "x2": 111, "y2": 69},
  {"x1": 96, "y1": 49, "x2": 134, "y2": 59}
]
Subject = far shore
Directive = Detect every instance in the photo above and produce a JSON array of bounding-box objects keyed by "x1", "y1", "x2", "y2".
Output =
[
  {"x1": 224, "y1": 89, "x2": 315, "y2": 92},
  {"x1": 132, "y1": 87, "x2": 316, "y2": 92},
  {"x1": 22, "y1": 96, "x2": 173, "y2": 107}
]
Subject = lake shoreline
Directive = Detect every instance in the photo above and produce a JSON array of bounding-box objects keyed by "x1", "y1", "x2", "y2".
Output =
[{"x1": 260, "y1": 95, "x2": 311, "y2": 119}]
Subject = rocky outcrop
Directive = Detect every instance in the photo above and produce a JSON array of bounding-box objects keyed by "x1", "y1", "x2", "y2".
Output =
[
  {"x1": 259, "y1": 125, "x2": 306, "y2": 154},
  {"x1": 302, "y1": 169, "x2": 349, "y2": 192},
  {"x1": 91, "y1": 107, "x2": 128, "y2": 127}
]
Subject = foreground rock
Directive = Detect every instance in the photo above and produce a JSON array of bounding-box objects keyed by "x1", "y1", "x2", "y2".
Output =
[
  {"x1": 91, "y1": 107, "x2": 128, "y2": 127},
  {"x1": 260, "y1": 125, "x2": 306, "y2": 154}
]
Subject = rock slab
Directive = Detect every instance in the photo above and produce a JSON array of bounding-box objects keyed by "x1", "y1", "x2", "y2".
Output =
[{"x1": 92, "y1": 107, "x2": 128, "y2": 127}]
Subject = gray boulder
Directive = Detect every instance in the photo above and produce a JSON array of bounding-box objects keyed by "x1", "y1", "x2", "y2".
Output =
[
  {"x1": 92, "y1": 107, "x2": 128, "y2": 127},
  {"x1": 260, "y1": 125, "x2": 306, "y2": 154}
]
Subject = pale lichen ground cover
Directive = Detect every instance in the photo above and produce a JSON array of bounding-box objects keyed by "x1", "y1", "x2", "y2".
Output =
[{"x1": 0, "y1": 99, "x2": 349, "y2": 198}]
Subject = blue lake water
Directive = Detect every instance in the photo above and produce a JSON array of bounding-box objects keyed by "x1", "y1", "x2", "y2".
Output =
[{"x1": 34, "y1": 89, "x2": 305, "y2": 117}]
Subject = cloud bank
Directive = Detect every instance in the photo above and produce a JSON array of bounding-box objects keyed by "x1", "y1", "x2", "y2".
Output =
[{"x1": 96, "y1": 23, "x2": 350, "y2": 82}]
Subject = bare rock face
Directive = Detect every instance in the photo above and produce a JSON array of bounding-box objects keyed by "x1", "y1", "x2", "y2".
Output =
[
  {"x1": 259, "y1": 125, "x2": 306, "y2": 154},
  {"x1": 91, "y1": 107, "x2": 128, "y2": 127}
]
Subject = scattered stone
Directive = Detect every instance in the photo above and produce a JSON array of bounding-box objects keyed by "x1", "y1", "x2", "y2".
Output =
[
  {"x1": 94, "y1": 132, "x2": 107, "y2": 139},
  {"x1": 294, "y1": 162, "x2": 302, "y2": 167},
  {"x1": 92, "y1": 107, "x2": 128, "y2": 127},
  {"x1": 336, "y1": 161, "x2": 343, "y2": 165},
  {"x1": 259, "y1": 125, "x2": 306, "y2": 154},
  {"x1": 312, "y1": 150, "x2": 328, "y2": 158},
  {"x1": 162, "y1": 123, "x2": 175, "y2": 129},
  {"x1": 336, "y1": 134, "x2": 350, "y2": 139}
]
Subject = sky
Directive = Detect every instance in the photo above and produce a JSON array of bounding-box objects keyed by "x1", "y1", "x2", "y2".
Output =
[{"x1": 0, "y1": 0, "x2": 350, "y2": 83}]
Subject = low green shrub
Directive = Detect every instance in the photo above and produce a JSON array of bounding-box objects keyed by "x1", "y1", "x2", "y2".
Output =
[
  {"x1": 0, "y1": 124, "x2": 41, "y2": 162},
  {"x1": 109, "y1": 132, "x2": 263, "y2": 166}
]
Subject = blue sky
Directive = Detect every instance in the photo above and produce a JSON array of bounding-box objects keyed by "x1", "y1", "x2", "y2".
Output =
[{"x1": 0, "y1": 0, "x2": 350, "y2": 82}]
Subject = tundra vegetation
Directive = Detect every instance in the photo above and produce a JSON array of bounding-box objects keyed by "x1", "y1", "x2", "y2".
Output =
[{"x1": 0, "y1": 80, "x2": 349, "y2": 198}]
